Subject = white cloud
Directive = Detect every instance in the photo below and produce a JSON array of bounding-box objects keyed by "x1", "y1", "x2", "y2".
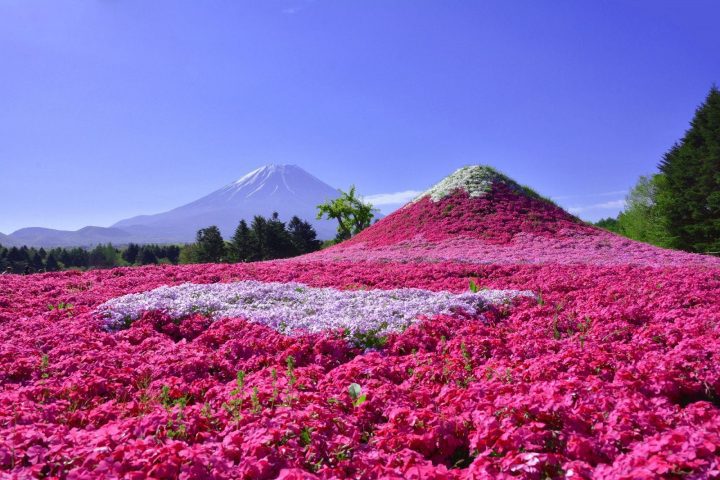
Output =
[
  {"x1": 552, "y1": 190, "x2": 627, "y2": 201},
  {"x1": 363, "y1": 190, "x2": 423, "y2": 206},
  {"x1": 567, "y1": 199, "x2": 626, "y2": 214}
]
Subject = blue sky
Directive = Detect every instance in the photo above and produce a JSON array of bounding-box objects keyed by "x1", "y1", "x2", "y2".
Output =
[{"x1": 1, "y1": 0, "x2": 718, "y2": 233}]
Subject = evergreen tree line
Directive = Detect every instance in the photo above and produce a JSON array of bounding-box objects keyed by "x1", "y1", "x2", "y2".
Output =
[
  {"x1": 594, "y1": 86, "x2": 720, "y2": 254},
  {"x1": 181, "y1": 213, "x2": 322, "y2": 264},
  {"x1": 0, "y1": 212, "x2": 322, "y2": 274},
  {"x1": 0, "y1": 243, "x2": 181, "y2": 274}
]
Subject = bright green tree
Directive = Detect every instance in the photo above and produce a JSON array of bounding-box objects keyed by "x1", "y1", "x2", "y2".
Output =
[
  {"x1": 316, "y1": 186, "x2": 375, "y2": 242},
  {"x1": 616, "y1": 174, "x2": 671, "y2": 246}
]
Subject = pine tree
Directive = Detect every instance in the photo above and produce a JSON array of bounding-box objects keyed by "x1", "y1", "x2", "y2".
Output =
[
  {"x1": 31, "y1": 251, "x2": 44, "y2": 272},
  {"x1": 264, "y1": 212, "x2": 297, "y2": 259},
  {"x1": 123, "y1": 243, "x2": 140, "y2": 264},
  {"x1": 45, "y1": 253, "x2": 59, "y2": 272},
  {"x1": 230, "y1": 220, "x2": 253, "y2": 262},
  {"x1": 657, "y1": 86, "x2": 720, "y2": 252},
  {"x1": 139, "y1": 248, "x2": 158, "y2": 265},
  {"x1": 195, "y1": 226, "x2": 226, "y2": 263},
  {"x1": 249, "y1": 216, "x2": 268, "y2": 261},
  {"x1": 288, "y1": 216, "x2": 322, "y2": 254}
]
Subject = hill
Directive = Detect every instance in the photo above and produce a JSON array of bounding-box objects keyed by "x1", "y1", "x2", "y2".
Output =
[{"x1": 311, "y1": 165, "x2": 720, "y2": 266}]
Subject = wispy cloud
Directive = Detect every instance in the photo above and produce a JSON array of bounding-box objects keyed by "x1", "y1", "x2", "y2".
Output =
[
  {"x1": 363, "y1": 190, "x2": 423, "y2": 206},
  {"x1": 281, "y1": 0, "x2": 315, "y2": 14},
  {"x1": 567, "y1": 199, "x2": 626, "y2": 214},
  {"x1": 552, "y1": 190, "x2": 627, "y2": 201}
]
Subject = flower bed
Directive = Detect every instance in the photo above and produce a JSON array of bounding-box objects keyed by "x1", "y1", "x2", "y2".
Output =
[
  {"x1": 1, "y1": 166, "x2": 719, "y2": 478},
  {"x1": 98, "y1": 280, "x2": 531, "y2": 336}
]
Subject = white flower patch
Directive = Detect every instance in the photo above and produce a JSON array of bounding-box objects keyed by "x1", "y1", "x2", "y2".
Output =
[
  {"x1": 97, "y1": 280, "x2": 534, "y2": 337},
  {"x1": 412, "y1": 165, "x2": 520, "y2": 203}
]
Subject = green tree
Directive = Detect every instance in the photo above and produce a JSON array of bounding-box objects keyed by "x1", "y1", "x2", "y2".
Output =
[
  {"x1": 89, "y1": 244, "x2": 120, "y2": 268},
  {"x1": 288, "y1": 216, "x2": 322, "y2": 254},
  {"x1": 264, "y1": 212, "x2": 297, "y2": 259},
  {"x1": 229, "y1": 219, "x2": 253, "y2": 262},
  {"x1": 45, "y1": 253, "x2": 59, "y2": 272},
  {"x1": 139, "y1": 248, "x2": 158, "y2": 265},
  {"x1": 195, "y1": 226, "x2": 226, "y2": 263},
  {"x1": 615, "y1": 174, "x2": 670, "y2": 246},
  {"x1": 31, "y1": 251, "x2": 45, "y2": 272},
  {"x1": 249, "y1": 216, "x2": 268, "y2": 261},
  {"x1": 593, "y1": 217, "x2": 621, "y2": 233},
  {"x1": 316, "y1": 186, "x2": 375, "y2": 242},
  {"x1": 656, "y1": 86, "x2": 720, "y2": 252},
  {"x1": 123, "y1": 243, "x2": 140, "y2": 264},
  {"x1": 179, "y1": 243, "x2": 200, "y2": 264}
]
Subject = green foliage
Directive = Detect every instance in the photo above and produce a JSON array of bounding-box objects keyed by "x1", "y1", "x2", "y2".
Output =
[
  {"x1": 39, "y1": 354, "x2": 50, "y2": 379},
  {"x1": 591, "y1": 87, "x2": 720, "y2": 254},
  {"x1": 229, "y1": 219, "x2": 253, "y2": 262},
  {"x1": 48, "y1": 302, "x2": 73, "y2": 316},
  {"x1": 317, "y1": 185, "x2": 376, "y2": 242},
  {"x1": 179, "y1": 243, "x2": 201, "y2": 264},
  {"x1": 656, "y1": 86, "x2": 720, "y2": 252},
  {"x1": 222, "y1": 370, "x2": 247, "y2": 421},
  {"x1": 347, "y1": 322, "x2": 389, "y2": 350},
  {"x1": 195, "y1": 226, "x2": 226, "y2": 263},
  {"x1": 347, "y1": 383, "x2": 367, "y2": 407},
  {"x1": 615, "y1": 174, "x2": 671, "y2": 247},
  {"x1": 287, "y1": 215, "x2": 322, "y2": 254},
  {"x1": 265, "y1": 212, "x2": 298, "y2": 260},
  {"x1": 593, "y1": 217, "x2": 621, "y2": 233},
  {"x1": 0, "y1": 242, "x2": 180, "y2": 274}
]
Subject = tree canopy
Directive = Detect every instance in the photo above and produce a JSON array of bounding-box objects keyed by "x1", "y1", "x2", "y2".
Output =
[
  {"x1": 656, "y1": 86, "x2": 720, "y2": 252},
  {"x1": 316, "y1": 186, "x2": 375, "y2": 242}
]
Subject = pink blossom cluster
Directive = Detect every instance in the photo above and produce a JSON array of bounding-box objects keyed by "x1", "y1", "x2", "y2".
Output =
[{"x1": 1, "y1": 181, "x2": 720, "y2": 478}]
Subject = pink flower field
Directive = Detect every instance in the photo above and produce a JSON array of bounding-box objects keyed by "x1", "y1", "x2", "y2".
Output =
[{"x1": 1, "y1": 167, "x2": 719, "y2": 479}]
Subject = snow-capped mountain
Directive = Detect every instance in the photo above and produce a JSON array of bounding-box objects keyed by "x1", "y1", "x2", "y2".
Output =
[
  {"x1": 112, "y1": 164, "x2": 342, "y2": 241},
  {"x1": 5, "y1": 165, "x2": 347, "y2": 247}
]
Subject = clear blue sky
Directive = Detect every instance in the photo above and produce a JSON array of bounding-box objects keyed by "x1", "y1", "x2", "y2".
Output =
[{"x1": 1, "y1": 0, "x2": 718, "y2": 233}]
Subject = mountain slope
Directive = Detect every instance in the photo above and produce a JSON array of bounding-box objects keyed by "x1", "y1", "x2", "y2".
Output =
[
  {"x1": 112, "y1": 164, "x2": 341, "y2": 241},
  {"x1": 6, "y1": 165, "x2": 346, "y2": 247},
  {"x1": 308, "y1": 165, "x2": 720, "y2": 267},
  {"x1": 0, "y1": 232, "x2": 19, "y2": 248},
  {"x1": 9, "y1": 226, "x2": 135, "y2": 248}
]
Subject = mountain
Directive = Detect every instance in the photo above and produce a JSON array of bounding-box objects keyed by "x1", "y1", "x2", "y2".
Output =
[
  {"x1": 0, "y1": 232, "x2": 20, "y2": 248},
  {"x1": 307, "y1": 165, "x2": 720, "y2": 267},
  {"x1": 8, "y1": 226, "x2": 135, "y2": 248},
  {"x1": 7, "y1": 164, "x2": 345, "y2": 247},
  {"x1": 112, "y1": 164, "x2": 342, "y2": 242}
]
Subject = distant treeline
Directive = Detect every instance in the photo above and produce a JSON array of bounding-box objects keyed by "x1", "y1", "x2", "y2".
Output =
[
  {"x1": 1, "y1": 213, "x2": 323, "y2": 274},
  {"x1": 181, "y1": 213, "x2": 323, "y2": 264},
  {"x1": 0, "y1": 243, "x2": 182, "y2": 274}
]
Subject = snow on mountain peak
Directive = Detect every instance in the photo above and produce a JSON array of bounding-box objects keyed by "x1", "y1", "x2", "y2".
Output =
[{"x1": 232, "y1": 164, "x2": 298, "y2": 186}]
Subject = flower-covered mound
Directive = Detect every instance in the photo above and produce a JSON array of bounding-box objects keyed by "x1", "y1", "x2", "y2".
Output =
[
  {"x1": 310, "y1": 166, "x2": 720, "y2": 267},
  {"x1": 98, "y1": 280, "x2": 531, "y2": 335},
  {"x1": 2, "y1": 165, "x2": 720, "y2": 479}
]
